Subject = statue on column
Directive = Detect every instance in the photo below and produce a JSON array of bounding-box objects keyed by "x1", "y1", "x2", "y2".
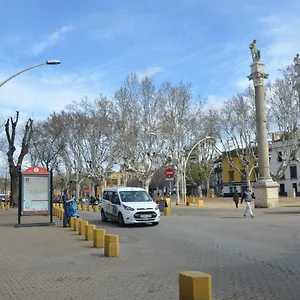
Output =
[
  {"x1": 293, "y1": 54, "x2": 300, "y2": 76},
  {"x1": 249, "y1": 39, "x2": 261, "y2": 63}
]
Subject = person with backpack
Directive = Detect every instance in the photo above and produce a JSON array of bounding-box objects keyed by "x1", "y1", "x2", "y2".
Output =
[{"x1": 241, "y1": 186, "x2": 255, "y2": 218}]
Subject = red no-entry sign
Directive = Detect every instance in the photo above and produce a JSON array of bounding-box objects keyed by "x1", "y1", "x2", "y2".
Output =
[{"x1": 165, "y1": 167, "x2": 175, "y2": 178}]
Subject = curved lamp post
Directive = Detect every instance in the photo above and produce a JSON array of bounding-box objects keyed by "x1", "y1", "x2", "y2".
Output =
[
  {"x1": 182, "y1": 136, "x2": 212, "y2": 205},
  {"x1": 0, "y1": 60, "x2": 61, "y2": 88}
]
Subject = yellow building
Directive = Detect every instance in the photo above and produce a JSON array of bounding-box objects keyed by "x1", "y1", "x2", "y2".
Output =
[
  {"x1": 222, "y1": 153, "x2": 257, "y2": 197},
  {"x1": 95, "y1": 172, "x2": 123, "y2": 197}
]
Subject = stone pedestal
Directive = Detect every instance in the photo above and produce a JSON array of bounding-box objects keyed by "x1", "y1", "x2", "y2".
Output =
[{"x1": 252, "y1": 180, "x2": 279, "y2": 208}]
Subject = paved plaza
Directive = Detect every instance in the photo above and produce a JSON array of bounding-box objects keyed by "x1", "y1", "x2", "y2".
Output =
[{"x1": 1, "y1": 199, "x2": 300, "y2": 299}]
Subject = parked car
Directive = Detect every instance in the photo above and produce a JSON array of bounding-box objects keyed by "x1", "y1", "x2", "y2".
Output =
[
  {"x1": 0, "y1": 194, "x2": 6, "y2": 202},
  {"x1": 101, "y1": 187, "x2": 160, "y2": 227}
]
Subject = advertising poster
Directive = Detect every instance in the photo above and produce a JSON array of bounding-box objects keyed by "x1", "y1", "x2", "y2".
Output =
[{"x1": 22, "y1": 175, "x2": 50, "y2": 215}]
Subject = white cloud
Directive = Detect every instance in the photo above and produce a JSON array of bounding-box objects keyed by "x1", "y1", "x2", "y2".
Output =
[
  {"x1": 235, "y1": 79, "x2": 251, "y2": 91},
  {"x1": 233, "y1": 14, "x2": 300, "y2": 89},
  {"x1": 260, "y1": 15, "x2": 300, "y2": 77},
  {"x1": 0, "y1": 72, "x2": 99, "y2": 119},
  {"x1": 32, "y1": 25, "x2": 73, "y2": 56},
  {"x1": 206, "y1": 95, "x2": 227, "y2": 109},
  {"x1": 136, "y1": 67, "x2": 165, "y2": 81}
]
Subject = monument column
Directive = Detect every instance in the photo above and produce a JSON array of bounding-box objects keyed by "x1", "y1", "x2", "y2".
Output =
[
  {"x1": 294, "y1": 54, "x2": 300, "y2": 95},
  {"x1": 248, "y1": 40, "x2": 279, "y2": 208}
]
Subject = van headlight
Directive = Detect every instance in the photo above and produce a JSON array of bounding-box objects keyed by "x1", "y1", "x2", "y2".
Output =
[
  {"x1": 155, "y1": 205, "x2": 159, "y2": 210},
  {"x1": 123, "y1": 204, "x2": 134, "y2": 211}
]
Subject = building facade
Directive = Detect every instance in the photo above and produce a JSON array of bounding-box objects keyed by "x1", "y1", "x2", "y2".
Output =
[
  {"x1": 270, "y1": 138, "x2": 300, "y2": 196},
  {"x1": 222, "y1": 154, "x2": 257, "y2": 197}
]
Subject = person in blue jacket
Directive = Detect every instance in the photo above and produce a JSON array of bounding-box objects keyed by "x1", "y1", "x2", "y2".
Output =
[{"x1": 62, "y1": 189, "x2": 73, "y2": 227}]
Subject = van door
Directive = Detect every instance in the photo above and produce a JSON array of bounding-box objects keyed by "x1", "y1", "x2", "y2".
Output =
[
  {"x1": 110, "y1": 192, "x2": 121, "y2": 219},
  {"x1": 102, "y1": 191, "x2": 113, "y2": 217}
]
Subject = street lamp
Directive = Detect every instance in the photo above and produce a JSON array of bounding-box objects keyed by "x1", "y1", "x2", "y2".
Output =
[
  {"x1": 182, "y1": 136, "x2": 212, "y2": 205},
  {"x1": 0, "y1": 60, "x2": 61, "y2": 88}
]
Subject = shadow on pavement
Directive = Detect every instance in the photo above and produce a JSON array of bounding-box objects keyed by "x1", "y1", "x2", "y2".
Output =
[{"x1": 263, "y1": 211, "x2": 300, "y2": 215}]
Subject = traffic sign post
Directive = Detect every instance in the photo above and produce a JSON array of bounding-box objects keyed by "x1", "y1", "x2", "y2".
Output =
[{"x1": 165, "y1": 167, "x2": 175, "y2": 207}]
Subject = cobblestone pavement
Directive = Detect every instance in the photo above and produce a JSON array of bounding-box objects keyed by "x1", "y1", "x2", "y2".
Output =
[{"x1": 1, "y1": 204, "x2": 300, "y2": 300}]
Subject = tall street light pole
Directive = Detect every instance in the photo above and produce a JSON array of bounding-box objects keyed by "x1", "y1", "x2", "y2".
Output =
[
  {"x1": 183, "y1": 136, "x2": 211, "y2": 205},
  {"x1": 0, "y1": 60, "x2": 61, "y2": 88}
]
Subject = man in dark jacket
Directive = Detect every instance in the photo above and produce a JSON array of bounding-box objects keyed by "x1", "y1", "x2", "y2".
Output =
[
  {"x1": 241, "y1": 186, "x2": 255, "y2": 218},
  {"x1": 62, "y1": 189, "x2": 72, "y2": 227}
]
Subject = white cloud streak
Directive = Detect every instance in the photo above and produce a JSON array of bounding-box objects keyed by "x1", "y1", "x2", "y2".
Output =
[
  {"x1": 32, "y1": 25, "x2": 73, "y2": 56},
  {"x1": 136, "y1": 67, "x2": 165, "y2": 81}
]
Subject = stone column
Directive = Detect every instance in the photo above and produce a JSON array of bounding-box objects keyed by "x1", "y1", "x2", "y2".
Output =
[{"x1": 248, "y1": 40, "x2": 279, "y2": 208}]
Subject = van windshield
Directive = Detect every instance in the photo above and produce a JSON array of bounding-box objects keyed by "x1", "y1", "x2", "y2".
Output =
[{"x1": 119, "y1": 191, "x2": 153, "y2": 203}]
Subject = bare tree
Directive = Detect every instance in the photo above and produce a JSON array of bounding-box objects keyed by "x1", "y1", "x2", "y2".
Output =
[
  {"x1": 5, "y1": 111, "x2": 33, "y2": 206},
  {"x1": 266, "y1": 65, "x2": 300, "y2": 180},
  {"x1": 29, "y1": 113, "x2": 65, "y2": 171},
  {"x1": 218, "y1": 90, "x2": 257, "y2": 187},
  {"x1": 186, "y1": 141, "x2": 218, "y2": 196},
  {"x1": 114, "y1": 74, "x2": 167, "y2": 191},
  {"x1": 158, "y1": 81, "x2": 205, "y2": 203}
]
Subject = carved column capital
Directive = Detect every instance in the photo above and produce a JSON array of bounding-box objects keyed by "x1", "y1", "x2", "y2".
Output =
[{"x1": 248, "y1": 71, "x2": 269, "y2": 87}]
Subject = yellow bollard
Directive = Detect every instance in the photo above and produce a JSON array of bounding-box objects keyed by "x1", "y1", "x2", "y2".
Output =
[
  {"x1": 164, "y1": 207, "x2": 171, "y2": 216},
  {"x1": 93, "y1": 229, "x2": 106, "y2": 248},
  {"x1": 82, "y1": 204, "x2": 86, "y2": 211},
  {"x1": 197, "y1": 200, "x2": 204, "y2": 208},
  {"x1": 5, "y1": 202, "x2": 10, "y2": 210},
  {"x1": 85, "y1": 224, "x2": 96, "y2": 241},
  {"x1": 179, "y1": 271, "x2": 212, "y2": 300},
  {"x1": 1, "y1": 202, "x2": 5, "y2": 209},
  {"x1": 77, "y1": 204, "x2": 82, "y2": 211},
  {"x1": 79, "y1": 220, "x2": 88, "y2": 235},
  {"x1": 59, "y1": 203, "x2": 62, "y2": 208},
  {"x1": 75, "y1": 218, "x2": 82, "y2": 232},
  {"x1": 60, "y1": 209, "x2": 64, "y2": 220},
  {"x1": 165, "y1": 197, "x2": 171, "y2": 207},
  {"x1": 104, "y1": 234, "x2": 119, "y2": 257},
  {"x1": 88, "y1": 205, "x2": 93, "y2": 212},
  {"x1": 69, "y1": 216, "x2": 76, "y2": 229},
  {"x1": 94, "y1": 205, "x2": 99, "y2": 212},
  {"x1": 72, "y1": 217, "x2": 77, "y2": 230}
]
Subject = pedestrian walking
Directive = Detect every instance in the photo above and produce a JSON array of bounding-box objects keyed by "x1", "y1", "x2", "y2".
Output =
[
  {"x1": 241, "y1": 186, "x2": 255, "y2": 218},
  {"x1": 233, "y1": 190, "x2": 239, "y2": 208},
  {"x1": 62, "y1": 189, "x2": 73, "y2": 227}
]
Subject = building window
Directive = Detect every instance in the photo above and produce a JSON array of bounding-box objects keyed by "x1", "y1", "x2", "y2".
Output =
[
  {"x1": 229, "y1": 187, "x2": 233, "y2": 193},
  {"x1": 290, "y1": 166, "x2": 297, "y2": 179},
  {"x1": 277, "y1": 152, "x2": 282, "y2": 162},
  {"x1": 228, "y1": 171, "x2": 234, "y2": 182},
  {"x1": 112, "y1": 178, "x2": 118, "y2": 185}
]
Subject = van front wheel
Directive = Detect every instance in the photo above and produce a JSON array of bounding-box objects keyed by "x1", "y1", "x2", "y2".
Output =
[{"x1": 118, "y1": 213, "x2": 125, "y2": 227}]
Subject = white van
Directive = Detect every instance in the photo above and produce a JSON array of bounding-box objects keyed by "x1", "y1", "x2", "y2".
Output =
[{"x1": 101, "y1": 187, "x2": 160, "y2": 226}]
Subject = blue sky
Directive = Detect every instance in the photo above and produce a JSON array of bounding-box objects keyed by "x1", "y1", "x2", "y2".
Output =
[{"x1": 0, "y1": 0, "x2": 300, "y2": 119}]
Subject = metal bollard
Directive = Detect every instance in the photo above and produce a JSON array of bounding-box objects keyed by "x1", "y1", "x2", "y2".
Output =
[{"x1": 75, "y1": 218, "x2": 82, "y2": 232}]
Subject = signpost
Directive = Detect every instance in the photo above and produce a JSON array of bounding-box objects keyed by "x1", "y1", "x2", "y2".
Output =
[
  {"x1": 16, "y1": 166, "x2": 54, "y2": 227},
  {"x1": 165, "y1": 167, "x2": 175, "y2": 207}
]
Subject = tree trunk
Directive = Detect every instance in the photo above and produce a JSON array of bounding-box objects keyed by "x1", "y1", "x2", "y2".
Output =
[
  {"x1": 144, "y1": 177, "x2": 152, "y2": 193},
  {"x1": 176, "y1": 173, "x2": 181, "y2": 204},
  {"x1": 246, "y1": 175, "x2": 251, "y2": 188},
  {"x1": 10, "y1": 167, "x2": 19, "y2": 207},
  {"x1": 90, "y1": 181, "x2": 95, "y2": 197},
  {"x1": 206, "y1": 180, "x2": 210, "y2": 197},
  {"x1": 197, "y1": 185, "x2": 202, "y2": 197},
  {"x1": 75, "y1": 172, "x2": 80, "y2": 200}
]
